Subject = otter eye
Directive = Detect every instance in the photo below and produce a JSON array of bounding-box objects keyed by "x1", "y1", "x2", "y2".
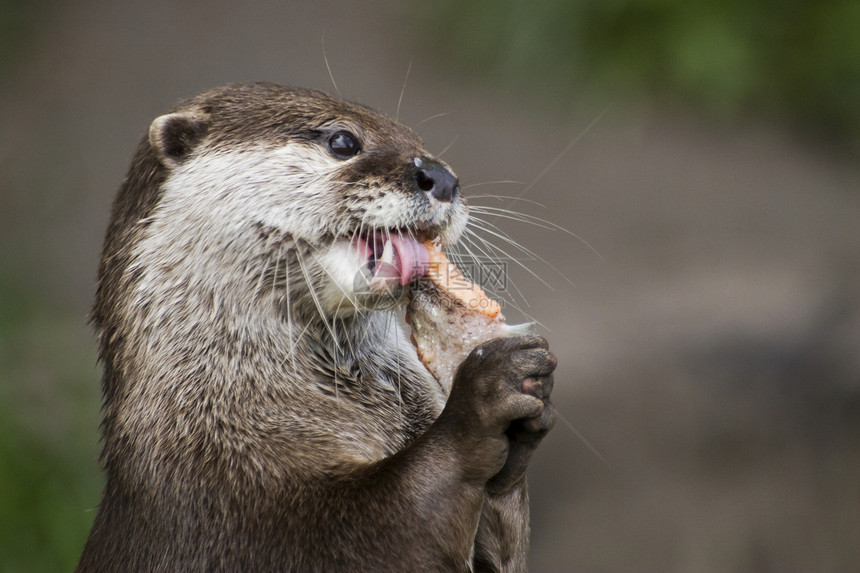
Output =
[{"x1": 327, "y1": 130, "x2": 361, "y2": 159}]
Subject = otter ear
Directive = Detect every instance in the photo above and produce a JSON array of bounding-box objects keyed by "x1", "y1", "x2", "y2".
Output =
[{"x1": 148, "y1": 112, "x2": 209, "y2": 168}]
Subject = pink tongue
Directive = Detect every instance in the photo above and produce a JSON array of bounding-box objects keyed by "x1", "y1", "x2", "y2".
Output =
[{"x1": 388, "y1": 235, "x2": 430, "y2": 285}]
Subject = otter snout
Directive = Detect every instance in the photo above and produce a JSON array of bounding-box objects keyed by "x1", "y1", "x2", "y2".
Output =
[{"x1": 414, "y1": 159, "x2": 458, "y2": 203}]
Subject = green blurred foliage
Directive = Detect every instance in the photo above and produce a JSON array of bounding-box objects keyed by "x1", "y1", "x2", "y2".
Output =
[
  {"x1": 416, "y1": 0, "x2": 860, "y2": 152},
  {"x1": 2, "y1": 2, "x2": 103, "y2": 567},
  {"x1": 0, "y1": 280, "x2": 101, "y2": 572}
]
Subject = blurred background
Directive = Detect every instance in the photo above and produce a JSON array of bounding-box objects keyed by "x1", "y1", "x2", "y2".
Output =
[{"x1": 1, "y1": 1, "x2": 858, "y2": 571}]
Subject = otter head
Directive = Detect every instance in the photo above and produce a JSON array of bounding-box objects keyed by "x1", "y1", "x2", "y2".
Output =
[
  {"x1": 90, "y1": 83, "x2": 468, "y2": 487},
  {"x1": 133, "y1": 83, "x2": 467, "y2": 322}
]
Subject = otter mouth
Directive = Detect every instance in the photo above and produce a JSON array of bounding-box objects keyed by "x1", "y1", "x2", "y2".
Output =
[{"x1": 352, "y1": 231, "x2": 432, "y2": 287}]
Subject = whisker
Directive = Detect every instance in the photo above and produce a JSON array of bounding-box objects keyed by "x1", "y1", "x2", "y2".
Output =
[
  {"x1": 455, "y1": 232, "x2": 547, "y2": 327},
  {"x1": 466, "y1": 194, "x2": 545, "y2": 207},
  {"x1": 515, "y1": 107, "x2": 609, "y2": 200},
  {"x1": 281, "y1": 248, "x2": 303, "y2": 381},
  {"x1": 437, "y1": 135, "x2": 459, "y2": 158},
  {"x1": 384, "y1": 310, "x2": 405, "y2": 418},
  {"x1": 316, "y1": 236, "x2": 364, "y2": 317},
  {"x1": 295, "y1": 245, "x2": 341, "y2": 351},
  {"x1": 468, "y1": 216, "x2": 578, "y2": 287},
  {"x1": 312, "y1": 251, "x2": 358, "y2": 315},
  {"x1": 469, "y1": 207, "x2": 557, "y2": 232},
  {"x1": 468, "y1": 205, "x2": 605, "y2": 263},
  {"x1": 271, "y1": 250, "x2": 281, "y2": 298},
  {"x1": 462, "y1": 223, "x2": 557, "y2": 290},
  {"x1": 455, "y1": 232, "x2": 531, "y2": 308},
  {"x1": 456, "y1": 237, "x2": 545, "y2": 326},
  {"x1": 460, "y1": 181, "x2": 527, "y2": 191},
  {"x1": 395, "y1": 60, "x2": 412, "y2": 121},
  {"x1": 356, "y1": 309, "x2": 378, "y2": 351},
  {"x1": 331, "y1": 317, "x2": 341, "y2": 397},
  {"x1": 254, "y1": 251, "x2": 271, "y2": 300},
  {"x1": 339, "y1": 316, "x2": 359, "y2": 364},
  {"x1": 275, "y1": 250, "x2": 296, "y2": 361},
  {"x1": 280, "y1": 321, "x2": 311, "y2": 368},
  {"x1": 415, "y1": 111, "x2": 449, "y2": 129},
  {"x1": 321, "y1": 30, "x2": 340, "y2": 97},
  {"x1": 556, "y1": 409, "x2": 611, "y2": 466}
]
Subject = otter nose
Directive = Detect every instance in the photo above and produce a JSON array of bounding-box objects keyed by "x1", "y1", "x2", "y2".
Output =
[{"x1": 415, "y1": 162, "x2": 458, "y2": 203}]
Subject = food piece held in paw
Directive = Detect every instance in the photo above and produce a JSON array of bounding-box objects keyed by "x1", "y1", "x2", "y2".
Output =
[{"x1": 406, "y1": 241, "x2": 530, "y2": 394}]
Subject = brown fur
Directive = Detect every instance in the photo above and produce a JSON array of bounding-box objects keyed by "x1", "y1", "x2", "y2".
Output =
[{"x1": 77, "y1": 83, "x2": 556, "y2": 572}]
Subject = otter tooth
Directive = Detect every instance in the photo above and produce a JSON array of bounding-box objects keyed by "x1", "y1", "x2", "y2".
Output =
[{"x1": 380, "y1": 239, "x2": 394, "y2": 266}]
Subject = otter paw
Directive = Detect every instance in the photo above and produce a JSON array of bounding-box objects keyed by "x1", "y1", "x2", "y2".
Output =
[
  {"x1": 519, "y1": 375, "x2": 555, "y2": 434},
  {"x1": 485, "y1": 392, "x2": 556, "y2": 495},
  {"x1": 444, "y1": 336, "x2": 557, "y2": 490},
  {"x1": 482, "y1": 339, "x2": 557, "y2": 495},
  {"x1": 452, "y1": 336, "x2": 556, "y2": 424}
]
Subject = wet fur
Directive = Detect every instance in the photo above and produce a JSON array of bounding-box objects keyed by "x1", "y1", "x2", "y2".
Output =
[{"x1": 77, "y1": 83, "x2": 556, "y2": 572}]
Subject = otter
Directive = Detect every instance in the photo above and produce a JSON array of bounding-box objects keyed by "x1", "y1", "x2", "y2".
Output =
[{"x1": 77, "y1": 83, "x2": 557, "y2": 572}]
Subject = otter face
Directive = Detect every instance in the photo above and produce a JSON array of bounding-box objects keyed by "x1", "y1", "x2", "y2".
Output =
[{"x1": 143, "y1": 83, "x2": 468, "y2": 319}]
